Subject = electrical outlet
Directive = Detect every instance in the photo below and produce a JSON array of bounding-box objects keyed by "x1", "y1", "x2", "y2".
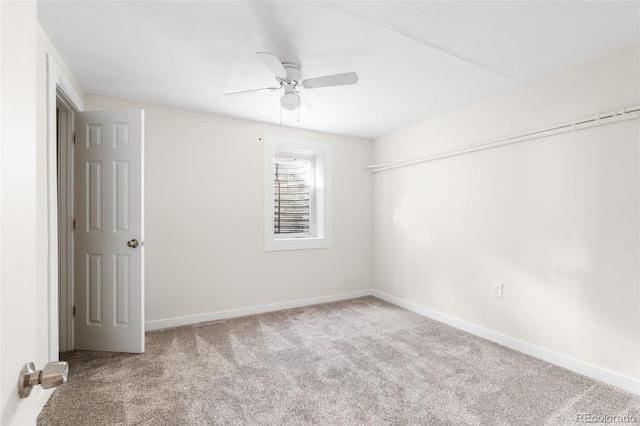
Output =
[{"x1": 492, "y1": 283, "x2": 503, "y2": 298}]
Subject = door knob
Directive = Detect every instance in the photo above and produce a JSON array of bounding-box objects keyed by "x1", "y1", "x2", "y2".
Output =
[
  {"x1": 127, "y1": 239, "x2": 139, "y2": 248},
  {"x1": 19, "y1": 361, "x2": 69, "y2": 398}
]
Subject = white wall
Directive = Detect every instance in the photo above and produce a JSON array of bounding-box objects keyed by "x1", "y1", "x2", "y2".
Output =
[
  {"x1": 0, "y1": 3, "x2": 48, "y2": 423},
  {"x1": 0, "y1": 2, "x2": 42, "y2": 423},
  {"x1": 85, "y1": 95, "x2": 373, "y2": 323},
  {"x1": 373, "y1": 44, "x2": 640, "y2": 383},
  {"x1": 1, "y1": 4, "x2": 85, "y2": 422}
]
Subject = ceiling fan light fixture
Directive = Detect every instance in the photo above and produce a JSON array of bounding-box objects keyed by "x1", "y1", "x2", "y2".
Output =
[{"x1": 280, "y1": 92, "x2": 300, "y2": 111}]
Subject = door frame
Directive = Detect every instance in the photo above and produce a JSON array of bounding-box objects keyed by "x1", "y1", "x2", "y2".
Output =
[
  {"x1": 56, "y1": 98, "x2": 74, "y2": 353},
  {"x1": 46, "y1": 54, "x2": 84, "y2": 360}
]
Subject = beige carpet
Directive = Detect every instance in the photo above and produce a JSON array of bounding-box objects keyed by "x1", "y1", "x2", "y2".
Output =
[{"x1": 38, "y1": 296, "x2": 639, "y2": 425}]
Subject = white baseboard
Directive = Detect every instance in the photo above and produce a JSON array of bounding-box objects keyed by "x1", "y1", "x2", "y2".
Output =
[
  {"x1": 371, "y1": 290, "x2": 640, "y2": 396},
  {"x1": 145, "y1": 288, "x2": 639, "y2": 395},
  {"x1": 145, "y1": 289, "x2": 373, "y2": 332}
]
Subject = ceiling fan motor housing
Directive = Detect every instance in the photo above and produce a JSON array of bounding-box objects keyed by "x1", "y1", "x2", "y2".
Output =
[
  {"x1": 280, "y1": 62, "x2": 301, "y2": 83},
  {"x1": 278, "y1": 63, "x2": 302, "y2": 110}
]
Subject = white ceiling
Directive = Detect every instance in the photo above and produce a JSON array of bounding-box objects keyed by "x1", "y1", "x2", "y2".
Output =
[{"x1": 37, "y1": 1, "x2": 640, "y2": 140}]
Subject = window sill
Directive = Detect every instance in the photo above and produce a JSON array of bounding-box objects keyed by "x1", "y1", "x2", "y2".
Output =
[{"x1": 265, "y1": 236, "x2": 332, "y2": 252}]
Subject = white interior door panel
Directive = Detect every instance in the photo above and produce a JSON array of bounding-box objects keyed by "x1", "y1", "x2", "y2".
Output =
[{"x1": 74, "y1": 109, "x2": 144, "y2": 353}]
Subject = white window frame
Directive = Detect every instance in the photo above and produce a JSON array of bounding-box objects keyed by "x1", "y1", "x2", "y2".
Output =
[{"x1": 264, "y1": 134, "x2": 332, "y2": 251}]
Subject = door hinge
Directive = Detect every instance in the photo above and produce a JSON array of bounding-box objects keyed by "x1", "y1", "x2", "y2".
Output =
[
  {"x1": 73, "y1": 306, "x2": 76, "y2": 316},
  {"x1": 73, "y1": 134, "x2": 76, "y2": 144},
  {"x1": 72, "y1": 219, "x2": 76, "y2": 230}
]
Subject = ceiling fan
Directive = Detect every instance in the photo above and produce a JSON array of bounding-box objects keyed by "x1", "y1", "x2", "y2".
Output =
[{"x1": 225, "y1": 52, "x2": 359, "y2": 111}]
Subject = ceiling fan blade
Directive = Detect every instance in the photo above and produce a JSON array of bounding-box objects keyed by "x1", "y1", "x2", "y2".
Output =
[
  {"x1": 224, "y1": 87, "x2": 280, "y2": 96},
  {"x1": 302, "y1": 72, "x2": 359, "y2": 89},
  {"x1": 256, "y1": 52, "x2": 287, "y2": 79}
]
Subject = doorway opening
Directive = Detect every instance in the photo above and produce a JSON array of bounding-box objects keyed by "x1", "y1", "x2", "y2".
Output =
[
  {"x1": 47, "y1": 54, "x2": 85, "y2": 361},
  {"x1": 48, "y1": 56, "x2": 145, "y2": 358}
]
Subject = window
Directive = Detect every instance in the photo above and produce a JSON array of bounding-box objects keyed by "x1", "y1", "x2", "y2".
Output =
[
  {"x1": 264, "y1": 134, "x2": 332, "y2": 251},
  {"x1": 274, "y1": 155, "x2": 313, "y2": 236}
]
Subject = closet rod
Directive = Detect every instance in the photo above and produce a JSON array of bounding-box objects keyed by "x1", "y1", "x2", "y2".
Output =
[{"x1": 367, "y1": 104, "x2": 640, "y2": 173}]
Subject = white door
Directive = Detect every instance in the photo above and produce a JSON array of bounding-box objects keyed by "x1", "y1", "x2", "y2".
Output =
[{"x1": 74, "y1": 109, "x2": 145, "y2": 353}]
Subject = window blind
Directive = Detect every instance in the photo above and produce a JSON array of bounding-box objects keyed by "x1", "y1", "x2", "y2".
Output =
[{"x1": 274, "y1": 156, "x2": 310, "y2": 234}]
